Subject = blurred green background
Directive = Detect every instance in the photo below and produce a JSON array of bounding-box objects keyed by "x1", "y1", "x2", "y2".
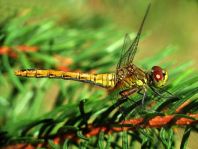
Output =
[
  {"x1": 0, "y1": 0, "x2": 197, "y2": 66},
  {"x1": 0, "y1": 0, "x2": 197, "y2": 148}
]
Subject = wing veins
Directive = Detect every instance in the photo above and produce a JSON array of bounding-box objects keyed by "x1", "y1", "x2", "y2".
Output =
[{"x1": 116, "y1": 3, "x2": 151, "y2": 74}]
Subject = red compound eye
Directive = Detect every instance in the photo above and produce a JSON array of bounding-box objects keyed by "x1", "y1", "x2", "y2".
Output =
[{"x1": 152, "y1": 66, "x2": 164, "y2": 81}]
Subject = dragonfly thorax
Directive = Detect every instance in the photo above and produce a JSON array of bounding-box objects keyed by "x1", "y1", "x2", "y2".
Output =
[{"x1": 116, "y1": 64, "x2": 148, "y2": 89}]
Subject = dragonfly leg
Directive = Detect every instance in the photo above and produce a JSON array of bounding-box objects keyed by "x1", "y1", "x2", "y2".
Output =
[
  {"x1": 141, "y1": 90, "x2": 147, "y2": 105},
  {"x1": 150, "y1": 86, "x2": 179, "y2": 100},
  {"x1": 137, "y1": 89, "x2": 147, "y2": 105},
  {"x1": 117, "y1": 88, "x2": 139, "y2": 122},
  {"x1": 150, "y1": 86, "x2": 163, "y2": 97},
  {"x1": 119, "y1": 88, "x2": 139, "y2": 99}
]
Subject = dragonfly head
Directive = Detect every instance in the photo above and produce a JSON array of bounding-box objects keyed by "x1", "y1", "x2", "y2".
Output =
[{"x1": 150, "y1": 66, "x2": 168, "y2": 88}]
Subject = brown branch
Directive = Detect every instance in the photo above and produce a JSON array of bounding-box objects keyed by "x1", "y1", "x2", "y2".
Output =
[
  {"x1": 175, "y1": 100, "x2": 191, "y2": 113},
  {"x1": 84, "y1": 114, "x2": 198, "y2": 138},
  {"x1": 2, "y1": 89, "x2": 196, "y2": 149},
  {"x1": 49, "y1": 113, "x2": 198, "y2": 146},
  {"x1": 4, "y1": 113, "x2": 197, "y2": 149}
]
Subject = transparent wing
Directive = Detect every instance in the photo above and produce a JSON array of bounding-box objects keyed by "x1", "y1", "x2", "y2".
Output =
[
  {"x1": 116, "y1": 33, "x2": 132, "y2": 71},
  {"x1": 116, "y1": 33, "x2": 139, "y2": 71},
  {"x1": 116, "y1": 3, "x2": 151, "y2": 74}
]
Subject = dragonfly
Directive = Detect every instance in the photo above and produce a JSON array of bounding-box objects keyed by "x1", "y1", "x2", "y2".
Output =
[{"x1": 15, "y1": 4, "x2": 168, "y2": 102}]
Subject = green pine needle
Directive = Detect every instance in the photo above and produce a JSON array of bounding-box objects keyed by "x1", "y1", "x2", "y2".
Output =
[{"x1": 0, "y1": 10, "x2": 197, "y2": 149}]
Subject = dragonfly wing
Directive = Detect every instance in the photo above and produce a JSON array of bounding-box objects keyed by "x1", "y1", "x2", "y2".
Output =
[
  {"x1": 116, "y1": 33, "x2": 139, "y2": 70},
  {"x1": 116, "y1": 33, "x2": 132, "y2": 71},
  {"x1": 116, "y1": 3, "x2": 151, "y2": 75}
]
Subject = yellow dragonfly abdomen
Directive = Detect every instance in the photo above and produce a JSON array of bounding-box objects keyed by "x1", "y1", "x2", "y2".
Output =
[{"x1": 15, "y1": 69, "x2": 116, "y2": 88}]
